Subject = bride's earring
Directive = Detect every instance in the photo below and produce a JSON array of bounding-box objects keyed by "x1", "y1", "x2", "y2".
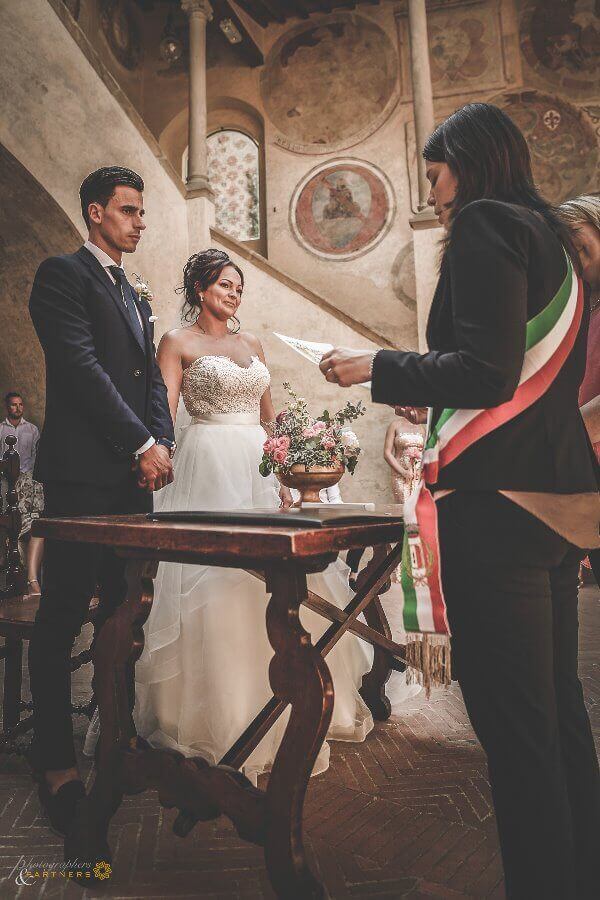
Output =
[{"x1": 228, "y1": 314, "x2": 241, "y2": 334}]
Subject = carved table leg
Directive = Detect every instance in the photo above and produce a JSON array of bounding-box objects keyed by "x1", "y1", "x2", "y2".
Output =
[
  {"x1": 358, "y1": 545, "x2": 400, "y2": 721},
  {"x1": 263, "y1": 563, "x2": 333, "y2": 900},
  {"x1": 65, "y1": 558, "x2": 157, "y2": 866}
]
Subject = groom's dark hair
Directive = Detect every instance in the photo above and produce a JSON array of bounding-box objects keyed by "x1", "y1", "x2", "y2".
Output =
[{"x1": 79, "y1": 166, "x2": 144, "y2": 228}]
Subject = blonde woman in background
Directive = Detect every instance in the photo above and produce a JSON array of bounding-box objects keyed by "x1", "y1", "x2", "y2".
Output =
[{"x1": 383, "y1": 416, "x2": 424, "y2": 503}]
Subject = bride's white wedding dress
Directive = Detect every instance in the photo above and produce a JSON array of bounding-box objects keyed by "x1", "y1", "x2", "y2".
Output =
[{"x1": 132, "y1": 354, "x2": 375, "y2": 783}]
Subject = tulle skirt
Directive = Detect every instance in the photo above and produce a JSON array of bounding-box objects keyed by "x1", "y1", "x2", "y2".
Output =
[{"x1": 133, "y1": 415, "x2": 375, "y2": 783}]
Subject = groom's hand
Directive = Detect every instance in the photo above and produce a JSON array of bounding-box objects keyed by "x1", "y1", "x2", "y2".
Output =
[
  {"x1": 319, "y1": 348, "x2": 374, "y2": 387},
  {"x1": 138, "y1": 443, "x2": 174, "y2": 492}
]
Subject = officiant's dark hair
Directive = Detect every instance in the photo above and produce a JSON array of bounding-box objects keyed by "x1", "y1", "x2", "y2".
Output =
[
  {"x1": 179, "y1": 249, "x2": 244, "y2": 322},
  {"x1": 79, "y1": 166, "x2": 144, "y2": 228},
  {"x1": 423, "y1": 103, "x2": 578, "y2": 268}
]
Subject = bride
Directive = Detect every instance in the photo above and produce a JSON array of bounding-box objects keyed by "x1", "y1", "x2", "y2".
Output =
[{"x1": 131, "y1": 249, "x2": 375, "y2": 784}]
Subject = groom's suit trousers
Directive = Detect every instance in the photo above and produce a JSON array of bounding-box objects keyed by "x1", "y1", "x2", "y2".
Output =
[
  {"x1": 28, "y1": 478, "x2": 151, "y2": 772},
  {"x1": 438, "y1": 491, "x2": 600, "y2": 900}
]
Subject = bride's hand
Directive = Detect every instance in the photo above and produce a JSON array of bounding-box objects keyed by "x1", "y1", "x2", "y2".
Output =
[{"x1": 279, "y1": 486, "x2": 293, "y2": 508}]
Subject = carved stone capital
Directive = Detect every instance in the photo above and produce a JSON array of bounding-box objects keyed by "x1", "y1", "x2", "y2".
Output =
[
  {"x1": 409, "y1": 207, "x2": 441, "y2": 231},
  {"x1": 181, "y1": 0, "x2": 213, "y2": 21}
]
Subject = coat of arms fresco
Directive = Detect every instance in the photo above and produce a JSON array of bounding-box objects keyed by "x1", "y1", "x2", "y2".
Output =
[{"x1": 291, "y1": 160, "x2": 395, "y2": 260}]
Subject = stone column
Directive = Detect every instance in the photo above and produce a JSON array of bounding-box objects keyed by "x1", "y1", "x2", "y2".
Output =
[
  {"x1": 181, "y1": 0, "x2": 215, "y2": 248},
  {"x1": 406, "y1": 0, "x2": 442, "y2": 350}
]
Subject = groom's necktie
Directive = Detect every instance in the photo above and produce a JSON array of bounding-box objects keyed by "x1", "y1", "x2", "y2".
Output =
[{"x1": 108, "y1": 265, "x2": 144, "y2": 346}]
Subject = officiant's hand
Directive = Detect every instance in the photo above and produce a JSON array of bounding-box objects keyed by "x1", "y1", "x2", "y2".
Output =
[
  {"x1": 138, "y1": 443, "x2": 174, "y2": 492},
  {"x1": 394, "y1": 406, "x2": 428, "y2": 425},
  {"x1": 319, "y1": 348, "x2": 373, "y2": 387}
]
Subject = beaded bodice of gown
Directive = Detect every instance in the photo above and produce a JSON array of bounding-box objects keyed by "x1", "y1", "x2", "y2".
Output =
[{"x1": 181, "y1": 355, "x2": 270, "y2": 418}]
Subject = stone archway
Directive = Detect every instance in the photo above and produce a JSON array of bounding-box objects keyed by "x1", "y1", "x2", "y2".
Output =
[{"x1": 0, "y1": 145, "x2": 82, "y2": 427}]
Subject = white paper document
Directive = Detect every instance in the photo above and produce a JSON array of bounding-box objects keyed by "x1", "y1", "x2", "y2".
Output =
[{"x1": 273, "y1": 332, "x2": 371, "y2": 389}]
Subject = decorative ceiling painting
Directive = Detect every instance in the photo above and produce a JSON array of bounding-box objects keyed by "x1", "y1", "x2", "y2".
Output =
[
  {"x1": 398, "y1": 0, "x2": 506, "y2": 99},
  {"x1": 520, "y1": 0, "x2": 600, "y2": 98},
  {"x1": 261, "y1": 14, "x2": 399, "y2": 154},
  {"x1": 100, "y1": 0, "x2": 141, "y2": 70},
  {"x1": 291, "y1": 159, "x2": 395, "y2": 260},
  {"x1": 496, "y1": 91, "x2": 598, "y2": 204}
]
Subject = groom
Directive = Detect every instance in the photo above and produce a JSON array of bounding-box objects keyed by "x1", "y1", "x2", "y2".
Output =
[{"x1": 28, "y1": 166, "x2": 175, "y2": 836}]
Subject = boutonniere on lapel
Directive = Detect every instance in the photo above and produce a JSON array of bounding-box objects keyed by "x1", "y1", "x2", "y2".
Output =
[{"x1": 133, "y1": 273, "x2": 154, "y2": 303}]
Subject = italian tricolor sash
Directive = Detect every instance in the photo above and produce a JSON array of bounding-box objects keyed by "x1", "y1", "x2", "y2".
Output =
[{"x1": 400, "y1": 255, "x2": 584, "y2": 691}]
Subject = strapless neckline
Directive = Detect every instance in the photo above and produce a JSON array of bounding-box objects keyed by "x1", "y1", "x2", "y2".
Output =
[{"x1": 183, "y1": 354, "x2": 261, "y2": 376}]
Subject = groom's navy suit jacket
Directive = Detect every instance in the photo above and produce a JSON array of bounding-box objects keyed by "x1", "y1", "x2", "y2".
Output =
[{"x1": 29, "y1": 245, "x2": 174, "y2": 486}]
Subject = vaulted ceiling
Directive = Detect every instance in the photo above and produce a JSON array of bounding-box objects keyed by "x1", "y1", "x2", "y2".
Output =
[
  {"x1": 135, "y1": 1, "x2": 382, "y2": 27},
  {"x1": 133, "y1": 1, "x2": 385, "y2": 68},
  {"x1": 232, "y1": 1, "x2": 382, "y2": 27}
]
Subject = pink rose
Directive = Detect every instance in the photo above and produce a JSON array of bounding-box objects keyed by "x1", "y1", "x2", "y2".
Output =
[
  {"x1": 273, "y1": 448, "x2": 288, "y2": 464},
  {"x1": 302, "y1": 421, "x2": 327, "y2": 439},
  {"x1": 321, "y1": 430, "x2": 336, "y2": 451},
  {"x1": 263, "y1": 437, "x2": 275, "y2": 455},
  {"x1": 277, "y1": 435, "x2": 290, "y2": 451},
  {"x1": 405, "y1": 446, "x2": 422, "y2": 460}
]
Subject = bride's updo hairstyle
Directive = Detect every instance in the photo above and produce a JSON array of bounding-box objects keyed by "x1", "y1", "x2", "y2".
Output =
[
  {"x1": 179, "y1": 248, "x2": 245, "y2": 322},
  {"x1": 423, "y1": 102, "x2": 578, "y2": 268}
]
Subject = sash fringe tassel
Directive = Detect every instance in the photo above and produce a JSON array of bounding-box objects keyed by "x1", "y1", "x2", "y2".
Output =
[{"x1": 405, "y1": 633, "x2": 452, "y2": 698}]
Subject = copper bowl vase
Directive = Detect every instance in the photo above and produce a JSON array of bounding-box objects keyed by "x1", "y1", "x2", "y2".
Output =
[{"x1": 277, "y1": 463, "x2": 344, "y2": 505}]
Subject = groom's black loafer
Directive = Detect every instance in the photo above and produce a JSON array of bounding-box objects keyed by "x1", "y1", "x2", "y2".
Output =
[{"x1": 37, "y1": 779, "x2": 85, "y2": 837}]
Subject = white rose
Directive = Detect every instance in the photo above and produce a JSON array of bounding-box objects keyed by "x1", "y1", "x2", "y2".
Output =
[{"x1": 341, "y1": 430, "x2": 359, "y2": 451}]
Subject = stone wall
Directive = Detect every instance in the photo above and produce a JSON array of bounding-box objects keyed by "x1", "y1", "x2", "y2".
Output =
[
  {"x1": 0, "y1": 147, "x2": 82, "y2": 428},
  {"x1": 0, "y1": 0, "x2": 188, "y2": 369},
  {"x1": 0, "y1": 0, "x2": 398, "y2": 502}
]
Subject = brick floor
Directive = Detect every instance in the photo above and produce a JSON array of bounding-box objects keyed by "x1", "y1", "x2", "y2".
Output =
[{"x1": 0, "y1": 583, "x2": 597, "y2": 900}]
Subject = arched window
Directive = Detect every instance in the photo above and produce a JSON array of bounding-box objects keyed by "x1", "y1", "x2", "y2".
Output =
[{"x1": 207, "y1": 130, "x2": 260, "y2": 243}]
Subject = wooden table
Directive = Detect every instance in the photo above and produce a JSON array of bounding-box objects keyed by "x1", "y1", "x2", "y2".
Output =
[{"x1": 34, "y1": 509, "x2": 407, "y2": 898}]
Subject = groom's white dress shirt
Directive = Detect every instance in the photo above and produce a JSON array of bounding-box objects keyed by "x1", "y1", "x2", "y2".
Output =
[{"x1": 83, "y1": 240, "x2": 155, "y2": 457}]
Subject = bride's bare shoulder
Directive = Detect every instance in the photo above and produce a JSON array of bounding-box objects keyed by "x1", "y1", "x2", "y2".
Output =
[
  {"x1": 239, "y1": 331, "x2": 263, "y2": 353},
  {"x1": 158, "y1": 326, "x2": 196, "y2": 350}
]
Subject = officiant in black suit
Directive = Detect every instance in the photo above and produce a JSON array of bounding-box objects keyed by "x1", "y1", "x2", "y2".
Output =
[
  {"x1": 28, "y1": 166, "x2": 175, "y2": 837},
  {"x1": 319, "y1": 105, "x2": 599, "y2": 900}
]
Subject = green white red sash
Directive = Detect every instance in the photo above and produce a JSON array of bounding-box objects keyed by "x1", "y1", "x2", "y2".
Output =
[{"x1": 400, "y1": 255, "x2": 583, "y2": 685}]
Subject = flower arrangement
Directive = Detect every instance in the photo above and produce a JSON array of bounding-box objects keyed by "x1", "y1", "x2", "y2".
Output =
[{"x1": 260, "y1": 383, "x2": 365, "y2": 478}]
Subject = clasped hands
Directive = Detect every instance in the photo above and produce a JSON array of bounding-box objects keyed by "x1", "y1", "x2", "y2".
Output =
[
  {"x1": 137, "y1": 443, "x2": 174, "y2": 492},
  {"x1": 318, "y1": 347, "x2": 428, "y2": 424}
]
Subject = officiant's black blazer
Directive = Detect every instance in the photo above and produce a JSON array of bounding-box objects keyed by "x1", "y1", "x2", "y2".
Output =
[
  {"x1": 29, "y1": 246, "x2": 174, "y2": 486},
  {"x1": 372, "y1": 200, "x2": 598, "y2": 493}
]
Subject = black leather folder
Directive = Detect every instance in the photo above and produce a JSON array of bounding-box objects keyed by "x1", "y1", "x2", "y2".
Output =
[{"x1": 147, "y1": 508, "x2": 401, "y2": 529}]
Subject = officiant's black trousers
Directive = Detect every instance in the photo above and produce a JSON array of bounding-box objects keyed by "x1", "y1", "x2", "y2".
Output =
[
  {"x1": 438, "y1": 492, "x2": 600, "y2": 900},
  {"x1": 28, "y1": 478, "x2": 151, "y2": 773}
]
